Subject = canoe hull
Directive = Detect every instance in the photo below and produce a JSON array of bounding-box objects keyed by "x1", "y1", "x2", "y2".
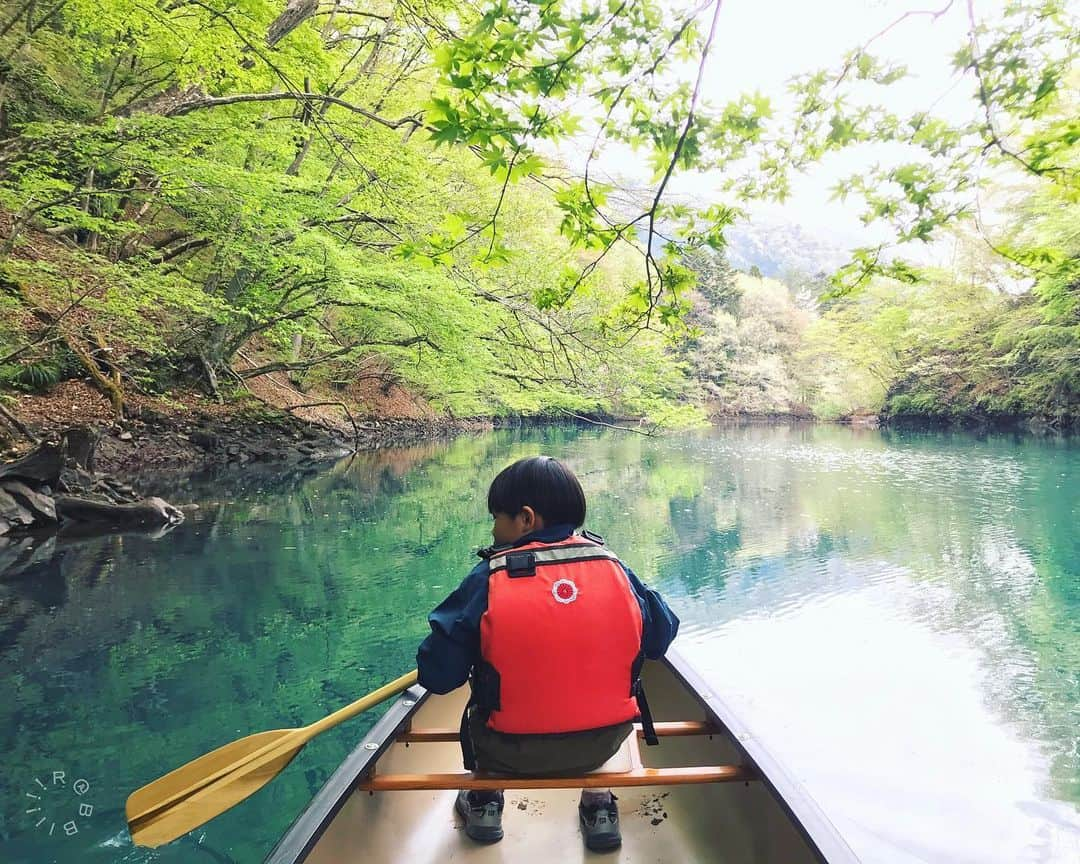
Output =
[{"x1": 266, "y1": 649, "x2": 859, "y2": 864}]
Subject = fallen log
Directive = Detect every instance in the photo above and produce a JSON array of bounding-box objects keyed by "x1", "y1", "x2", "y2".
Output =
[
  {"x1": 54, "y1": 495, "x2": 185, "y2": 529},
  {"x1": 0, "y1": 429, "x2": 182, "y2": 540}
]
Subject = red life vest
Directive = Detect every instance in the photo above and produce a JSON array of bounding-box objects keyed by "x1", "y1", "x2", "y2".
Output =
[{"x1": 479, "y1": 534, "x2": 644, "y2": 735}]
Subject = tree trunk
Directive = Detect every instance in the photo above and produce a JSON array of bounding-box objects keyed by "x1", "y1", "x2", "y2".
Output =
[
  {"x1": 266, "y1": 0, "x2": 318, "y2": 48},
  {"x1": 1, "y1": 276, "x2": 124, "y2": 417},
  {"x1": 200, "y1": 265, "x2": 256, "y2": 396},
  {"x1": 61, "y1": 425, "x2": 99, "y2": 472},
  {"x1": 285, "y1": 133, "x2": 314, "y2": 176},
  {"x1": 0, "y1": 0, "x2": 36, "y2": 39},
  {"x1": 198, "y1": 350, "x2": 223, "y2": 403},
  {"x1": 65, "y1": 332, "x2": 124, "y2": 417}
]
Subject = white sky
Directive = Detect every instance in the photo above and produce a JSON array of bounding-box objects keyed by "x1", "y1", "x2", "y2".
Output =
[{"x1": 551, "y1": 0, "x2": 1009, "y2": 251}]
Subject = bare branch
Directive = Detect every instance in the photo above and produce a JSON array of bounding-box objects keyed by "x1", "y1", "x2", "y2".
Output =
[
  {"x1": 644, "y1": 0, "x2": 724, "y2": 317},
  {"x1": 282, "y1": 400, "x2": 360, "y2": 444},
  {"x1": 554, "y1": 409, "x2": 654, "y2": 437},
  {"x1": 835, "y1": 0, "x2": 955, "y2": 88},
  {"x1": 164, "y1": 91, "x2": 423, "y2": 130}
]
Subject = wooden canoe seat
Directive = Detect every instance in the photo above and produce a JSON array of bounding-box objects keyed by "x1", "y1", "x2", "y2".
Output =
[
  {"x1": 358, "y1": 720, "x2": 758, "y2": 792},
  {"x1": 398, "y1": 721, "x2": 720, "y2": 744}
]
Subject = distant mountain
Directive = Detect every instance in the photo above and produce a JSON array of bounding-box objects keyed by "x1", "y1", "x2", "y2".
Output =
[
  {"x1": 636, "y1": 215, "x2": 854, "y2": 281},
  {"x1": 724, "y1": 219, "x2": 851, "y2": 279}
]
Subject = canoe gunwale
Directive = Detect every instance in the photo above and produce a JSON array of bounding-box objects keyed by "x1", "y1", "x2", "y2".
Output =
[
  {"x1": 263, "y1": 683, "x2": 430, "y2": 864},
  {"x1": 264, "y1": 649, "x2": 861, "y2": 864},
  {"x1": 661, "y1": 648, "x2": 861, "y2": 864}
]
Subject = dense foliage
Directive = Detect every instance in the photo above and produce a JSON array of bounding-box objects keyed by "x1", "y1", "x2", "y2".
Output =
[
  {"x1": 0, "y1": 0, "x2": 1076, "y2": 427},
  {"x1": 0, "y1": 0, "x2": 728, "y2": 422}
]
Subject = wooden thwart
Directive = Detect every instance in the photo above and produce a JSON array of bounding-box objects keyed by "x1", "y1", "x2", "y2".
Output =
[
  {"x1": 359, "y1": 765, "x2": 755, "y2": 792},
  {"x1": 399, "y1": 720, "x2": 718, "y2": 744},
  {"x1": 373, "y1": 718, "x2": 746, "y2": 792}
]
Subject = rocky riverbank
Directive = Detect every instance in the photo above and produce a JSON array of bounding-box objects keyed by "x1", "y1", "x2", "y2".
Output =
[
  {"x1": 1, "y1": 381, "x2": 490, "y2": 475},
  {"x1": 0, "y1": 428, "x2": 185, "y2": 538},
  {"x1": 83, "y1": 404, "x2": 485, "y2": 477},
  {"x1": 0, "y1": 386, "x2": 490, "y2": 541}
]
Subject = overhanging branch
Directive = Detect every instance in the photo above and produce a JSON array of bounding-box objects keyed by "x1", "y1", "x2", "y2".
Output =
[{"x1": 164, "y1": 92, "x2": 422, "y2": 131}]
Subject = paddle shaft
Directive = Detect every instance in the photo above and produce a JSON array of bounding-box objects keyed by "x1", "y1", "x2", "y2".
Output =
[
  {"x1": 130, "y1": 669, "x2": 418, "y2": 826},
  {"x1": 305, "y1": 669, "x2": 418, "y2": 738}
]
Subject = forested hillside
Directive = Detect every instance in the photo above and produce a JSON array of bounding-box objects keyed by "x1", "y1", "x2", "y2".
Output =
[
  {"x1": 0, "y1": 0, "x2": 1076, "y2": 436},
  {"x1": 0, "y1": 0, "x2": 710, "y2": 427}
]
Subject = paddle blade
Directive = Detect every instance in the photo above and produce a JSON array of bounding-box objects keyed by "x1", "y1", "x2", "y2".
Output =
[
  {"x1": 125, "y1": 670, "x2": 418, "y2": 848},
  {"x1": 126, "y1": 729, "x2": 292, "y2": 825},
  {"x1": 129, "y1": 740, "x2": 301, "y2": 848}
]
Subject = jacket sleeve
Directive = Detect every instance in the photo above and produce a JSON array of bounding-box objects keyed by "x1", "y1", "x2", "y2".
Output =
[
  {"x1": 621, "y1": 563, "x2": 680, "y2": 659},
  {"x1": 416, "y1": 563, "x2": 489, "y2": 694}
]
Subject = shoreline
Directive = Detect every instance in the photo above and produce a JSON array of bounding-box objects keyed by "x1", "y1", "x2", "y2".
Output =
[
  {"x1": 0, "y1": 387, "x2": 492, "y2": 541},
  {"x1": 1, "y1": 397, "x2": 1073, "y2": 545},
  {"x1": 4, "y1": 397, "x2": 1072, "y2": 479},
  {"x1": 2, "y1": 384, "x2": 1073, "y2": 485}
]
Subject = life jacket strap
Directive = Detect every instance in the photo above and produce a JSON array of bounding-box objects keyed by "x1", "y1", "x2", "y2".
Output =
[
  {"x1": 635, "y1": 679, "x2": 659, "y2": 746},
  {"x1": 459, "y1": 698, "x2": 477, "y2": 771}
]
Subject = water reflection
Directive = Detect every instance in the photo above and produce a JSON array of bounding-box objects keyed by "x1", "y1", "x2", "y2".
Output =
[
  {"x1": 0, "y1": 425, "x2": 1077, "y2": 863},
  {"x1": 682, "y1": 578, "x2": 1080, "y2": 864}
]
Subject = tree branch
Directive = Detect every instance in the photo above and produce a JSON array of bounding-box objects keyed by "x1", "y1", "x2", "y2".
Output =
[
  {"x1": 149, "y1": 236, "x2": 212, "y2": 264},
  {"x1": 282, "y1": 400, "x2": 359, "y2": 444},
  {"x1": 0, "y1": 401, "x2": 39, "y2": 444},
  {"x1": 644, "y1": 0, "x2": 724, "y2": 318},
  {"x1": 164, "y1": 91, "x2": 422, "y2": 131},
  {"x1": 235, "y1": 344, "x2": 359, "y2": 379},
  {"x1": 555, "y1": 408, "x2": 653, "y2": 437}
]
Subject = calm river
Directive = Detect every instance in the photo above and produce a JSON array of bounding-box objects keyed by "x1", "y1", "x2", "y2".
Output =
[{"x1": 1, "y1": 425, "x2": 1078, "y2": 863}]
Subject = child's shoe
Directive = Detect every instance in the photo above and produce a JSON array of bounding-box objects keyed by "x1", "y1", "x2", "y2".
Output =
[
  {"x1": 579, "y1": 791, "x2": 621, "y2": 851},
  {"x1": 455, "y1": 789, "x2": 504, "y2": 843}
]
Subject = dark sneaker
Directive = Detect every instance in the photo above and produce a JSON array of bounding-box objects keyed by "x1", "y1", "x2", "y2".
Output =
[
  {"x1": 579, "y1": 792, "x2": 621, "y2": 851},
  {"x1": 455, "y1": 789, "x2": 504, "y2": 843}
]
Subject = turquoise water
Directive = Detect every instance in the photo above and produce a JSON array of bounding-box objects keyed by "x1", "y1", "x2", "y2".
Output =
[{"x1": 1, "y1": 425, "x2": 1077, "y2": 863}]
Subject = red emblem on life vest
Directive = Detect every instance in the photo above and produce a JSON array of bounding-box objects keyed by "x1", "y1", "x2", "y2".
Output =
[{"x1": 552, "y1": 579, "x2": 578, "y2": 604}]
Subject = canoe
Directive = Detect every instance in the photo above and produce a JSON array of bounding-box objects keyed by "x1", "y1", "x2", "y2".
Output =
[{"x1": 265, "y1": 647, "x2": 860, "y2": 863}]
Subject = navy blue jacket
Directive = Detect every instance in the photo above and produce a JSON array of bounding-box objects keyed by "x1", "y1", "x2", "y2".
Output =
[{"x1": 417, "y1": 524, "x2": 680, "y2": 694}]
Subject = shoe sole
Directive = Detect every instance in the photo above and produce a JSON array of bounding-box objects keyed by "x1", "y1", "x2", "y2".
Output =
[{"x1": 455, "y1": 798, "x2": 504, "y2": 843}]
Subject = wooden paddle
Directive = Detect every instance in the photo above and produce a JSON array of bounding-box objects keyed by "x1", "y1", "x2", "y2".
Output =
[{"x1": 126, "y1": 669, "x2": 419, "y2": 848}]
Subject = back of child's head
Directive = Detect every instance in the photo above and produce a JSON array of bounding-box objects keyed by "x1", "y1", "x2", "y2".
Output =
[{"x1": 488, "y1": 456, "x2": 586, "y2": 528}]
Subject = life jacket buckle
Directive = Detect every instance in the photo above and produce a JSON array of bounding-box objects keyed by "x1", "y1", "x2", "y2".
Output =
[{"x1": 506, "y1": 551, "x2": 536, "y2": 577}]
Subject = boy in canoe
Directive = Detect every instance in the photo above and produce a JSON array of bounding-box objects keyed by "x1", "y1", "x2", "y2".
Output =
[{"x1": 417, "y1": 455, "x2": 679, "y2": 851}]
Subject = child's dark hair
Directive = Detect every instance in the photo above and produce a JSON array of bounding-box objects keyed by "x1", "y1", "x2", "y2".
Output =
[{"x1": 487, "y1": 456, "x2": 586, "y2": 528}]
